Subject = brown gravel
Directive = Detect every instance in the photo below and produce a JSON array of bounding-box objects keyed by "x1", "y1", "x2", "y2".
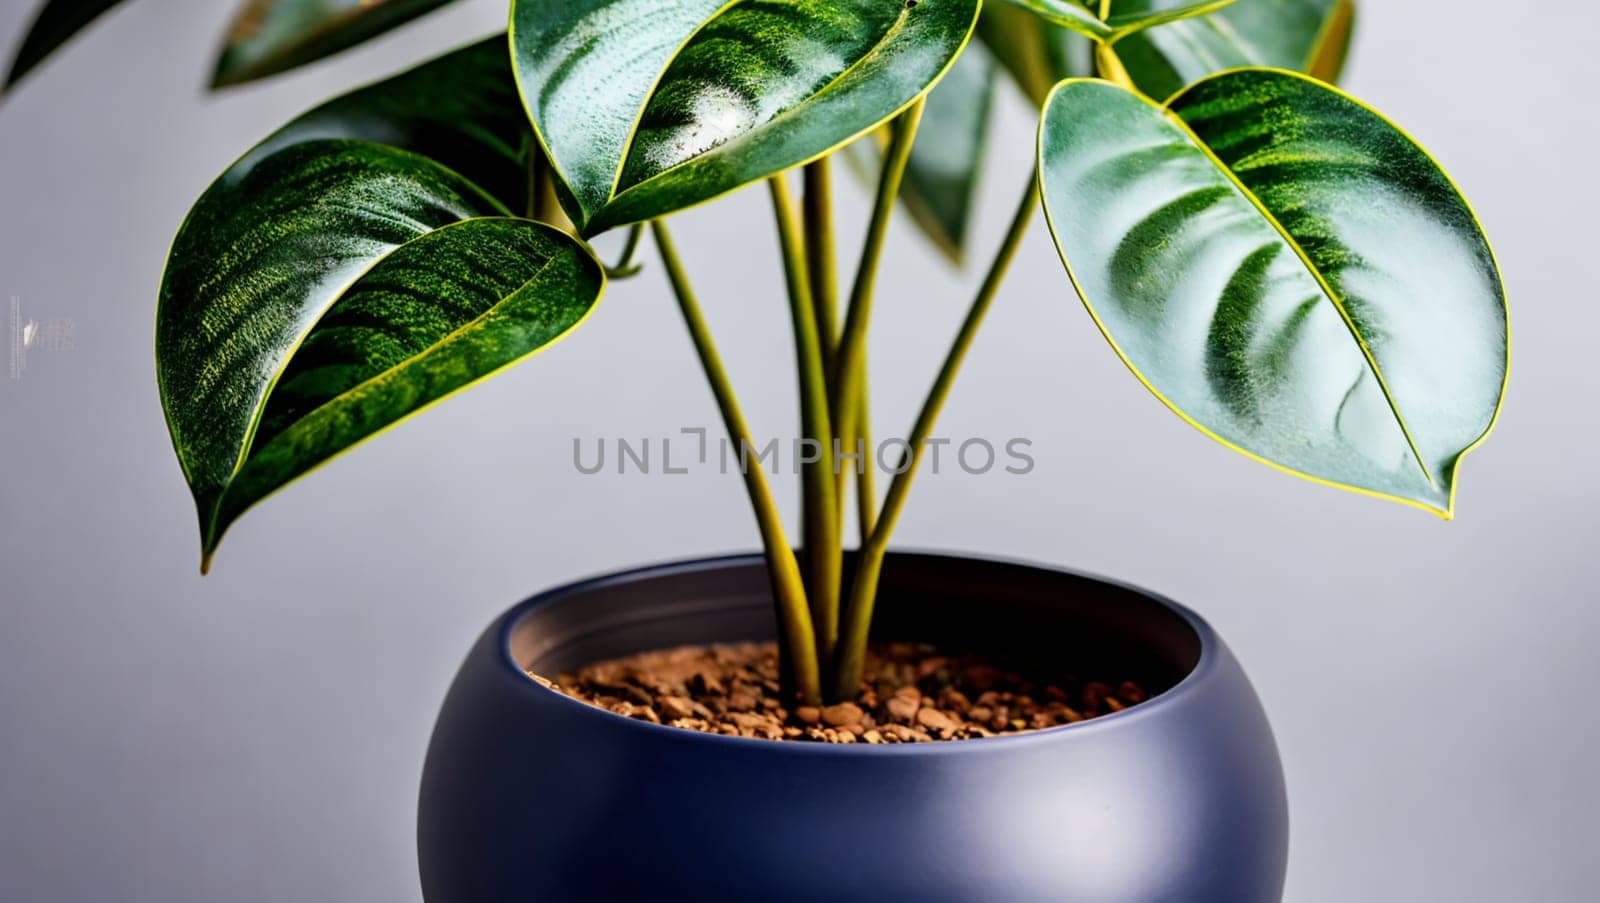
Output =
[{"x1": 530, "y1": 642, "x2": 1148, "y2": 744}]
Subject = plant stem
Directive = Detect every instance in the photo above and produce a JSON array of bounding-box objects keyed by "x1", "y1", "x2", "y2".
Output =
[
  {"x1": 651, "y1": 221, "x2": 822, "y2": 705},
  {"x1": 605, "y1": 224, "x2": 645, "y2": 279},
  {"x1": 525, "y1": 142, "x2": 544, "y2": 221},
  {"x1": 1093, "y1": 12, "x2": 1139, "y2": 95},
  {"x1": 525, "y1": 141, "x2": 579, "y2": 234},
  {"x1": 831, "y1": 100, "x2": 924, "y2": 528},
  {"x1": 831, "y1": 174, "x2": 1040, "y2": 699},
  {"x1": 854, "y1": 349, "x2": 879, "y2": 540},
  {"x1": 768, "y1": 175, "x2": 842, "y2": 664},
  {"x1": 1094, "y1": 43, "x2": 1137, "y2": 92},
  {"x1": 530, "y1": 144, "x2": 555, "y2": 223},
  {"x1": 802, "y1": 160, "x2": 839, "y2": 369}
]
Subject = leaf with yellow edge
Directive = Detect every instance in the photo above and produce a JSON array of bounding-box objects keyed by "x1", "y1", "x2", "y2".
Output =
[
  {"x1": 512, "y1": 0, "x2": 981, "y2": 235},
  {"x1": 1038, "y1": 70, "x2": 1506, "y2": 515},
  {"x1": 158, "y1": 40, "x2": 604, "y2": 569}
]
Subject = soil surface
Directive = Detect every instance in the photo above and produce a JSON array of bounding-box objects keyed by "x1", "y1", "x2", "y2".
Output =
[{"x1": 529, "y1": 642, "x2": 1147, "y2": 743}]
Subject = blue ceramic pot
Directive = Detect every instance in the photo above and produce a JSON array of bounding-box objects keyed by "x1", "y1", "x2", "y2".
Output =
[{"x1": 418, "y1": 552, "x2": 1287, "y2": 902}]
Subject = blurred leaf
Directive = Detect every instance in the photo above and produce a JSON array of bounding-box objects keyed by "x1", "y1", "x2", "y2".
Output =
[
  {"x1": 5, "y1": 0, "x2": 128, "y2": 90},
  {"x1": 974, "y1": 0, "x2": 1089, "y2": 104},
  {"x1": 239, "y1": 37, "x2": 532, "y2": 208},
  {"x1": 999, "y1": 0, "x2": 1109, "y2": 41},
  {"x1": 1113, "y1": 0, "x2": 1356, "y2": 98},
  {"x1": 1104, "y1": 0, "x2": 1238, "y2": 41},
  {"x1": 212, "y1": 0, "x2": 462, "y2": 87},
  {"x1": 1038, "y1": 71, "x2": 1505, "y2": 515},
  {"x1": 845, "y1": 41, "x2": 997, "y2": 263}
]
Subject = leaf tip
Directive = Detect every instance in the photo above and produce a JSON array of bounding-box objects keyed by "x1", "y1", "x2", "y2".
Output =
[
  {"x1": 197, "y1": 507, "x2": 223, "y2": 576},
  {"x1": 2, "y1": 60, "x2": 30, "y2": 94},
  {"x1": 199, "y1": 522, "x2": 221, "y2": 575},
  {"x1": 208, "y1": 58, "x2": 245, "y2": 91}
]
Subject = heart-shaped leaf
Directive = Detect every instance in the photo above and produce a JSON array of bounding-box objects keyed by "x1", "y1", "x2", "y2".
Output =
[
  {"x1": 212, "y1": 0, "x2": 463, "y2": 87},
  {"x1": 512, "y1": 0, "x2": 981, "y2": 235},
  {"x1": 5, "y1": 0, "x2": 127, "y2": 90},
  {"x1": 1038, "y1": 70, "x2": 1506, "y2": 515},
  {"x1": 160, "y1": 41, "x2": 604, "y2": 568},
  {"x1": 845, "y1": 40, "x2": 996, "y2": 263},
  {"x1": 1113, "y1": 0, "x2": 1355, "y2": 98}
]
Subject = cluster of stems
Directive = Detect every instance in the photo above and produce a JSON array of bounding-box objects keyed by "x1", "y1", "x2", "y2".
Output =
[{"x1": 645, "y1": 37, "x2": 1137, "y2": 705}]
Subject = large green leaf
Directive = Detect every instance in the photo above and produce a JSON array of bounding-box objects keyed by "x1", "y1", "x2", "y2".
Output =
[
  {"x1": 159, "y1": 41, "x2": 603, "y2": 568},
  {"x1": 512, "y1": 0, "x2": 981, "y2": 235},
  {"x1": 509, "y1": 0, "x2": 733, "y2": 233},
  {"x1": 4, "y1": 0, "x2": 127, "y2": 90},
  {"x1": 1037, "y1": 70, "x2": 1506, "y2": 516},
  {"x1": 1113, "y1": 0, "x2": 1355, "y2": 98},
  {"x1": 212, "y1": 0, "x2": 463, "y2": 87},
  {"x1": 844, "y1": 39, "x2": 996, "y2": 263}
]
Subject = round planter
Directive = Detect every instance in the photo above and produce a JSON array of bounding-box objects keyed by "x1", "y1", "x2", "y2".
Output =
[{"x1": 418, "y1": 552, "x2": 1288, "y2": 902}]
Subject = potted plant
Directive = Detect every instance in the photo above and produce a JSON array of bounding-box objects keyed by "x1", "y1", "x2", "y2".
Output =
[{"x1": 8, "y1": 0, "x2": 1506, "y2": 899}]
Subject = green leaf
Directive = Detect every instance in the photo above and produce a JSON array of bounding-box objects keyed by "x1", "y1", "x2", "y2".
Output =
[
  {"x1": 845, "y1": 40, "x2": 996, "y2": 263},
  {"x1": 1037, "y1": 71, "x2": 1506, "y2": 516},
  {"x1": 510, "y1": 0, "x2": 732, "y2": 232},
  {"x1": 1113, "y1": 0, "x2": 1355, "y2": 98},
  {"x1": 512, "y1": 0, "x2": 981, "y2": 235},
  {"x1": 159, "y1": 41, "x2": 604, "y2": 568},
  {"x1": 998, "y1": 0, "x2": 1109, "y2": 41},
  {"x1": 241, "y1": 37, "x2": 533, "y2": 209},
  {"x1": 1105, "y1": 0, "x2": 1239, "y2": 42},
  {"x1": 898, "y1": 40, "x2": 997, "y2": 263},
  {"x1": 5, "y1": 0, "x2": 128, "y2": 90},
  {"x1": 211, "y1": 0, "x2": 462, "y2": 87}
]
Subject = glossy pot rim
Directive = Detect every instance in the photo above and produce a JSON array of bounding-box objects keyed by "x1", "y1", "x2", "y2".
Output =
[{"x1": 494, "y1": 548, "x2": 1222, "y2": 757}]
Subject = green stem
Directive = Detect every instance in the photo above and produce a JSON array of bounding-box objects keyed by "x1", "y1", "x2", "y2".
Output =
[
  {"x1": 526, "y1": 141, "x2": 576, "y2": 233},
  {"x1": 831, "y1": 100, "x2": 924, "y2": 526},
  {"x1": 854, "y1": 350, "x2": 878, "y2": 540},
  {"x1": 605, "y1": 224, "x2": 645, "y2": 279},
  {"x1": 802, "y1": 160, "x2": 839, "y2": 370},
  {"x1": 768, "y1": 176, "x2": 842, "y2": 664},
  {"x1": 1093, "y1": 21, "x2": 1139, "y2": 94},
  {"x1": 531, "y1": 147, "x2": 555, "y2": 222},
  {"x1": 831, "y1": 175, "x2": 1040, "y2": 699},
  {"x1": 651, "y1": 221, "x2": 822, "y2": 705},
  {"x1": 525, "y1": 143, "x2": 543, "y2": 221}
]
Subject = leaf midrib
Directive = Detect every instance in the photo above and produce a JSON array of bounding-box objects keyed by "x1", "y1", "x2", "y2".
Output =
[{"x1": 1154, "y1": 85, "x2": 1435, "y2": 486}]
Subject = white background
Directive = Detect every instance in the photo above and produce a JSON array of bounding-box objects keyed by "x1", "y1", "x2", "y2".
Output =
[{"x1": 1, "y1": 1, "x2": 1594, "y2": 900}]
